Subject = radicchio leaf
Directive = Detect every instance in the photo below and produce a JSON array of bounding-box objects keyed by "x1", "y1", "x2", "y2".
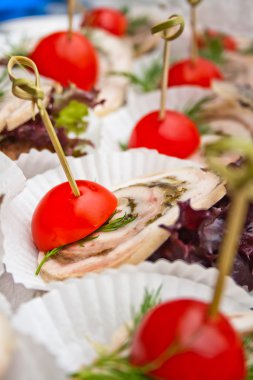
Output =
[{"x1": 149, "y1": 196, "x2": 253, "y2": 291}]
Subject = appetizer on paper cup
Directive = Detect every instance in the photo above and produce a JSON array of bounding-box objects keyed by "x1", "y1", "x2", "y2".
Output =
[
  {"x1": 80, "y1": 4, "x2": 162, "y2": 57},
  {"x1": 1, "y1": 56, "x2": 225, "y2": 289},
  {"x1": 100, "y1": 81, "x2": 252, "y2": 165},
  {"x1": 0, "y1": 64, "x2": 101, "y2": 162},
  {"x1": 13, "y1": 148, "x2": 253, "y2": 379},
  {"x1": 12, "y1": 262, "x2": 253, "y2": 377}
]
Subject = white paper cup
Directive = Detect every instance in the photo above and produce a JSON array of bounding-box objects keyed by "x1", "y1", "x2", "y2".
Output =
[
  {"x1": 0, "y1": 292, "x2": 66, "y2": 380},
  {"x1": 13, "y1": 261, "x2": 253, "y2": 373},
  {"x1": 1, "y1": 149, "x2": 201, "y2": 291},
  {"x1": 0, "y1": 153, "x2": 26, "y2": 276}
]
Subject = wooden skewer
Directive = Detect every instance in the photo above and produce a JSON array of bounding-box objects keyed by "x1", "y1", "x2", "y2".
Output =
[
  {"x1": 209, "y1": 187, "x2": 249, "y2": 317},
  {"x1": 190, "y1": 5, "x2": 198, "y2": 64},
  {"x1": 68, "y1": 0, "x2": 75, "y2": 39},
  {"x1": 151, "y1": 15, "x2": 185, "y2": 121},
  {"x1": 7, "y1": 56, "x2": 80, "y2": 197}
]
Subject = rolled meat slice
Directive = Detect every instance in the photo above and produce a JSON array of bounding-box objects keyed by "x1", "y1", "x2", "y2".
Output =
[{"x1": 38, "y1": 167, "x2": 225, "y2": 281}]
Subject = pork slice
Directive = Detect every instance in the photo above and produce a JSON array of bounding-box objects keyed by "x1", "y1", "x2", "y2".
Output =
[{"x1": 38, "y1": 168, "x2": 225, "y2": 281}]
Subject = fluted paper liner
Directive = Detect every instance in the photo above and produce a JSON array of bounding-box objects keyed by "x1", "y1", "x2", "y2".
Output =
[
  {"x1": 0, "y1": 292, "x2": 66, "y2": 380},
  {"x1": 13, "y1": 261, "x2": 253, "y2": 373}
]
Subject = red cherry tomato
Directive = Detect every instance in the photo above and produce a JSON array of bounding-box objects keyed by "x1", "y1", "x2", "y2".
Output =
[
  {"x1": 128, "y1": 110, "x2": 200, "y2": 159},
  {"x1": 130, "y1": 299, "x2": 246, "y2": 380},
  {"x1": 81, "y1": 7, "x2": 128, "y2": 37},
  {"x1": 199, "y1": 29, "x2": 238, "y2": 52},
  {"x1": 169, "y1": 57, "x2": 223, "y2": 88},
  {"x1": 30, "y1": 32, "x2": 99, "y2": 90},
  {"x1": 32, "y1": 180, "x2": 117, "y2": 251}
]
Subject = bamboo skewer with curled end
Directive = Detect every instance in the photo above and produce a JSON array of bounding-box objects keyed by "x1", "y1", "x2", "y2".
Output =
[{"x1": 7, "y1": 56, "x2": 80, "y2": 197}]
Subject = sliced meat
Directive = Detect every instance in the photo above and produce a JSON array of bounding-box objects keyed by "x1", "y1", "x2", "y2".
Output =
[
  {"x1": 38, "y1": 168, "x2": 225, "y2": 281},
  {"x1": 222, "y1": 51, "x2": 253, "y2": 85},
  {"x1": 85, "y1": 28, "x2": 133, "y2": 116}
]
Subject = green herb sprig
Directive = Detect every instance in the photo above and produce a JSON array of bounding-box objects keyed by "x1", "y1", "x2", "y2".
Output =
[
  {"x1": 199, "y1": 32, "x2": 225, "y2": 65},
  {"x1": 35, "y1": 247, "x2": 62, "y2": 276},
  {"x1": 97, "y1": 212, "x2": 137, "y2": 233},
  {"x1": 109, "y1": 60, "x2": 162, "y2": 93},
  {"x1": 184, "y1": 96, "x2": 213, "y2": 135},
  {"x1": 71, "y1": 288, "x2": 161, "y2": 380},
  {"x1": 35, "y1": 211, "x2": 137, "y2": 275},
  {"x1": 71, "y1": 286, "x2": 253, "y2": 380}
]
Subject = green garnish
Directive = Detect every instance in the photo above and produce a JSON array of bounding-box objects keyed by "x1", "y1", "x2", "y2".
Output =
[
  {"x1": 184, "y1": 96, "x2": 213, "y2": 135},
  {"x1": 71, "y1": 288, "x2": 161, "y2": 379},
  {"x1": 127, "y1": 16, "x2": 150, "y2": 36},
  {"x1": 78, "y1": 235, "x2": 99, "y2": 247},
  {"x1": 72, "y1": 286, "x2": 253, "y2": 379},
  {"x1": 97, "y1": 212, "x2": 137, "y2": 233},
  {"x1": 119, "y1": 142, "x2": 128, "y2": 151},
  {"x1": 55, "y1": 100, "x2": 89, "y2": 135},
  {"x1": 35, "y1": 247, "x2": 62, "y2": 276},
  {"x1": 35, "y1": 211, "x2": 137, "y2": 275},
  {"x1": 199, "y1": 34, "x2": 225, "y2": 65},
  {"x1": 120, "y1": 6, "x2": 149, "y2": 36},
  {"x1": 109, "y1": 59, "x2": 162, "y2": 93},
  {"x1": 131, "y1": 287, "x2": 162, "y2": 333}
]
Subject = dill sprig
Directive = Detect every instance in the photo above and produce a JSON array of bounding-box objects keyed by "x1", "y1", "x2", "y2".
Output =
[
  {"x1": 35, "y1": 211, "x2": 137, "y2": 275},
  {"x1": 199, "y1": 33, "x2": 225, "y2": 65},
  {"x1": 97, "y1": 212, "x2": 137, "y2": 233},
  {"x1": 71, "y1": 288, "x2": 162, "y2": 380},
  {"x1": 71, "y1": 285, "x2": 253, "y2": 379},
  {"x1": 35, "y1": 247, "x2": 62, "y2": 276},
  {"x1": 131, "y1": 286, "x2": 162, "y2": 333},
  {"x1": 109, "y1": 60, "x2": 162, "y2": 93},
  {"x1": 183, "y1": 96, "x2": 213, "y2": 135}
]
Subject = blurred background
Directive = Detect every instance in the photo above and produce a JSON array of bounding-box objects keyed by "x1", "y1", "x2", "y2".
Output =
[{"x1": 0, "y1": 0, "x2": 253, "y2": 37}]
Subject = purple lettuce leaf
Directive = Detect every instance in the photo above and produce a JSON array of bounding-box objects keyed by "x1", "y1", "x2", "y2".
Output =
[{"x1": 149, "y1": 197, "x2": 253, "y2": 291}]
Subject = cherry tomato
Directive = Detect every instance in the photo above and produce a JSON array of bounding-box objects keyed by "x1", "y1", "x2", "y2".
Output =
[
  {"x1": 169, "y1": 57, "x2": 223, "y2": 88},
  {"x1": 81, "y1": 7, "x2": 128, "y2": 37},
  {"x1": 32, "y1": 180, "x2": 117, "y2": 251},
  {"x1": 30, "y1": 32, "x2": 99, "y2": 90},
  {"x1": 130, "y1": 299, "x2": 246, "y2": 380},
  {"x1": 199, "y1": 29, "x2": 238, "y2": 52},
  {"x1": 128, "y1": 110, "x2": 200, "y2": 159}
]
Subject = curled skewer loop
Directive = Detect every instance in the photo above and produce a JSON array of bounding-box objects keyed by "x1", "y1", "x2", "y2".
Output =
[
  {"x1": 7, "y1": 56, "x2": 80, "y2": 197},
  {"x1": 151, "y1": 15, "x2": 185, "y2": 41},
  {"x1": 8, "y1": 56, "x2": 44, "y2": 109}
]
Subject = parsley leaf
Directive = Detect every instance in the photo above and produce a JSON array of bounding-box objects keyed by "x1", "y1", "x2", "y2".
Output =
[{"x1": 55, "y1": 100, "x2": 89, "y2": 135}]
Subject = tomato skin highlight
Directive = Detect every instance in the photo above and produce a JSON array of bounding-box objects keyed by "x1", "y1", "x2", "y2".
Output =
[
  {"x1": 30, "y1": 31, "x2": 99, "y2": 90},
  {"x1": 169, "y1": 57, "x2": 223, "y2": 88},
  {"x1": 130, "y1": 299, "x2": 246, "y2": 380},
  {"x1": 81, "y1": 7, "x2": 128, "y2": 37},
  {"x1": 128, "y1": 110, "x2": 200, "y2": 159},
  {"x1": 31, "y1": 180, "x2": 117, "y2": 252}
]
